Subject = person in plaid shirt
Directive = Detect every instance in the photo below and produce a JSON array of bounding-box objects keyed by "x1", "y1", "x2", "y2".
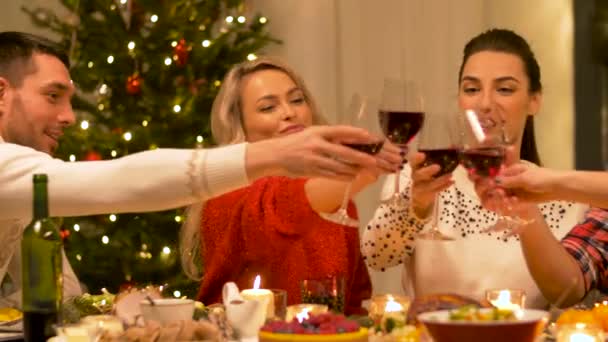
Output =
[{"x1": 477, "y1": 162, "x2": 608, "y2": 307}]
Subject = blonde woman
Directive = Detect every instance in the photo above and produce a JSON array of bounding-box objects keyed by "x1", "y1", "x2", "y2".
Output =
[{"x1": 181, "y1": 57, "x2": 401, "y2": 314}]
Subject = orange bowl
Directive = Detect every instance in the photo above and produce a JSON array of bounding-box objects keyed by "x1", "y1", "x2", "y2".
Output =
[{"x1": 418, "y1": 308, "x2": 548, "y2": 342}]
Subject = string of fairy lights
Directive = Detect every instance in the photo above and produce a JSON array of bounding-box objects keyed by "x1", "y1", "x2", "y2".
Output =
[{"x1": 62, "y1": 1, "x2": 269, "y2": 294}]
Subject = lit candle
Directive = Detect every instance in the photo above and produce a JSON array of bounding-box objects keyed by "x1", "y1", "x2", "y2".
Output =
[
  {"x1": 556, "y1": 323, "x2": 604, "y2": 342},
  {"x1": 240, "y1": 275, "x2": 275, "y2": 319},
  {"x1": 80, "y1": 315, "x2": 124, "y2": 334},
  {"x1": 382, "y1": 295, "x2": 406, "y2": 324},
  {"x1": 296, "y1": 308, "x2": 310, "y2": 323},
  {"x1": 368, "y1": 294, "x2": 410, "y2": 325},
  {"x1": 569, "y1": 333, "x2": 597, "y2": 342},
  {"x1": 492, "y1": 290, "x2": 520, "y2": 310},
  {"x1": 285, "y1": 304, "x2": 328, "y2": 322},
  {"x1": 385, "y1": 295, "x2": 404, "y2": 313},
  {"x1": 485, "y1": 289, "x2": 525, "y2": 311}
]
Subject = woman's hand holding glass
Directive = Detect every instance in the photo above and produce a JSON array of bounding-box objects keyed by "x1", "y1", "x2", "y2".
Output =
[
  {"x1": 413, "y1": 108, "x2": 461, "y2": 240},
  {"x1": 461, "y1": 109, "x2": 535, "y2": 234},
  {"x1": 410, "y1": 152, "x2": 455, "y2": 222},
  {"x1": 469, "y1": 146, "x2": 540, "y2": 234},
  {"x1": 495, "y1": 161, "x2": 563, "y2": 203}
]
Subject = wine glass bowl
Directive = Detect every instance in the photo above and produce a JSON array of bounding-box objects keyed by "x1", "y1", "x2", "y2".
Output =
[
  {"x1": 378, "y1": 79, "x2": 425, "y2": 204},
  {"x1": 416, "y1": 108, "x2": 462, "y2": 240},
  {"x1": 460, "y1": 108, "x2": 532, "y2": 232},
  {"x1": 459, "y1": 146, "x2": 505, "y2": 178},
  {"x1": 379, "y1": 110, "x2": 424, "y2": 147},
  {"x1": 343, "y1": 140, "x2": 385, "y2": 155},
  {"x1": 319, "y1": 94, "x2": 382, "y2": 227},
  {"x1": 420, "y1": 148, "x2": 461, "y2": 178},
  {"x1": 460, "y1": 108, "x2": 507, "y2": 178}
]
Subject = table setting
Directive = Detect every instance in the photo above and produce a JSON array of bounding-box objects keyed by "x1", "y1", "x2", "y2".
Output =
[{"x1": 4, "y1": 277, "x2": 608, "y2": 341}]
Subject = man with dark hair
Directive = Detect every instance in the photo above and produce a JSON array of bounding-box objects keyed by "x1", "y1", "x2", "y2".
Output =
[
  {"x1": 0, "y1": 31, "x2": 400, "y2": 307},
  {"x1": 0, "y1": 32, "x2": 73, "y2": 155}
]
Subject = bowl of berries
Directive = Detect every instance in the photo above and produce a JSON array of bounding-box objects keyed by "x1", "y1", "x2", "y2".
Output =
[{"x1": 259, "y1": 312, "x2": 368, "y2": 342}]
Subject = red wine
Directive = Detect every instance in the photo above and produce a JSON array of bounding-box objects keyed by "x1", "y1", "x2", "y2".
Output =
[
  {"x1": 344, "y1": 141, "x2": 385, "y2": 155},
  {"x1": 379, "y1": 111, "x2": 424, "y2": 146},
  {"x1": 460, "y1": 147, "x2": 505, "y2": 177},
  {"x1": 419, "y1": 148, "x2": 460, "y2": 177},
  {"x1": 23, "y1": 311, "x2": 57, "y2": 341}
]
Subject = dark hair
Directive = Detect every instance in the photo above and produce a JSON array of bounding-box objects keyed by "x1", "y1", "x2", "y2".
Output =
[
  {"x1": 458, "y1": 28, "x2": 542, "y2": 165},
  {"x1": 0, "y1": 31, "x2": 69, "y2": 86}
]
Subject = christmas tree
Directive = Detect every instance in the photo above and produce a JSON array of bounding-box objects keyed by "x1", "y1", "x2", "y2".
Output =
[{"x1": 23, "y1": 0, "x2": 278, "y2": 298}]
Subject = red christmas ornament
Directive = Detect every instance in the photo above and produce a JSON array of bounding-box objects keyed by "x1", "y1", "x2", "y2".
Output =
[
  {"x1": 84, "y1": 151, "x2": 102, "y2": 161},
  {"x1": 173, "y1": 39, "x2": 190, "y2": 67},
  {"x1": 126, "y1": 73, "x2": 143, "y2": 95},
  {"x1": 60, "y1": 229, "x2": 71, "y2": 241}
]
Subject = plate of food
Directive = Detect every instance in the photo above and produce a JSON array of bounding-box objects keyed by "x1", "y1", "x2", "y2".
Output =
[
  {"x1": 0, "y1": 308, "x2": 22, "y2": 327},
  {"x1": 418, "y1": 305, "x2": 549, "y2": 342}
]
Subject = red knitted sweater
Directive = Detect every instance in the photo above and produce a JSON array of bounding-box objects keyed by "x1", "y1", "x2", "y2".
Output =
[{"x1": 197, "y1": 177, "x2": 372, "y2": 315}]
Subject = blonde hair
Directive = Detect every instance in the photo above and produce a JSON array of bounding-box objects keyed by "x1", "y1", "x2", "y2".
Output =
[
  {"x1": 180, "y1": 56, "x2": 326, "y2": 280},
  {"x1": 211, "y1": 56, "x2": 326, "y2": 145}
]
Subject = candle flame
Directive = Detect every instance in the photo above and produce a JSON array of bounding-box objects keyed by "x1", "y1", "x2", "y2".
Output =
[
  {"x1": 385, "y1": 296, "x2": 403, "y2": 313},
  {"x1": 496, "y1": 290, "x2": 511, "y2": 305},
  {"x1": 296, "y1": 308, "x2": 310, "y2": 323},
  {"x1": 490, "y1": 290, "x2": 521, "y2": 311},
  {"x1": 253, "y1": 275, "x2": 261, "y2": 289},
  {"x1": 569, "y1": 332, "x2": 597, "y2": 342}
]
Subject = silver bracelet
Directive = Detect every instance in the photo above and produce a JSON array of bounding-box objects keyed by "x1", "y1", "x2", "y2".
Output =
[{"x1": 186, "y1": 145, "x2": 208, "y2": 199}]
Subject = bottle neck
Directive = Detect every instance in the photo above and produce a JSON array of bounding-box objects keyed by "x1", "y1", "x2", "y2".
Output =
[{"x1": 32, "y1": 181, "x2": 49, "y2": 219}]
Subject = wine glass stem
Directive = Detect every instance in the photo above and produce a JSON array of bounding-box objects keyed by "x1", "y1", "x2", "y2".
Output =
[
  {"x1": 432, "y1": 192, "x2": 440, "y2": 232},
  {"x1": 393, "y1": 170, "x2": 401, "y2": 198},
  {"x1": 339, "y1": 182, "x2": 352, "y2": 214}
]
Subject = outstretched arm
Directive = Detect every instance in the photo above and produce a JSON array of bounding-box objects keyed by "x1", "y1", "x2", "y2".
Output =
[
  {"x1": 0, "y1": 125, "x2": 381, "y2": 220},
  {"x1": 471, "y1": 171, "x2": 588, "y2": 307},
  {"x1": 498, "y1": 165, "x2": 608, "y2": 208}
]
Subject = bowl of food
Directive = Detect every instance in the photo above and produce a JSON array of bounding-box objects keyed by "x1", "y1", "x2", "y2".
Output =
[
  {"x1": 139, "y1": 298, "x2": 195, "y2": 323},
  {"x1": 418, "y1": 305, "x2": 548, "y2": 342}
]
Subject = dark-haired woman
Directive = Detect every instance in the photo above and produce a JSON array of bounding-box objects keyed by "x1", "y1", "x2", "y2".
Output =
[{"x1": 362, "y1": 28, "x2": 587, "y2": 308}]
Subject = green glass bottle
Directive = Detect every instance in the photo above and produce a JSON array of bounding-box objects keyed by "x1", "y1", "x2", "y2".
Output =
[{"x1": 21, "y1": 174, "x2": 63, "y2": 341}]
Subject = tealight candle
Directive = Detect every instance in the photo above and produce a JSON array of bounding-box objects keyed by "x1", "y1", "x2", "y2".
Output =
[
  {"x1": 80, "y1": 315, "x2": 124, "y2": 334},
  {"x1": 368, "y1": 294, "x2": 410, "y2": 325},
  {"x1": 240, "y1": 275, "x2": 275, "y2": 319},
  {"x1": 556, "y1": 323, "x2": 604, "y2": 342},
  {"x1": 285, "y1": 304, "x2": 328, "y2": 322},
  {"x1": 485, "y1": 289, "x2": 525, "y2": 311}
]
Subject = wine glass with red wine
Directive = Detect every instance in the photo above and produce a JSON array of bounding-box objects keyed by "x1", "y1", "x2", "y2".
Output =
[
  {"x1": 320, "y1": 94, "x2": 384, "y2": 227},
  {"x1": 416, "y1": 109, "x2": 462, "y2": 240},
  {"x1": 378, "y1": 79, "x2": 424, "y2": 205},
  {"x1": 460, "y1": 109, "x2": 532, "y2": 232}
]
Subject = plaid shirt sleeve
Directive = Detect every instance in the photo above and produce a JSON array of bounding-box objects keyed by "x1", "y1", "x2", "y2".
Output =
[{"x1": 561, "y1": 208, "x2": 608, "y2": 295}]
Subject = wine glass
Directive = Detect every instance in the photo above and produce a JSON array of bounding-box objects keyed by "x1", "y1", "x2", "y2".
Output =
[
  {"x1": 416, "y1": 109, "x2": 462, "y2": 240},
  {"x1": 459, "y1": 108, "x2": 532, "y2": 232},
  {"x1": 378, "y1": 79, "x2": 425, "y2": 205},
  {"x1": 320, "y1": 94, "x2": 385, "y2": 227}
]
